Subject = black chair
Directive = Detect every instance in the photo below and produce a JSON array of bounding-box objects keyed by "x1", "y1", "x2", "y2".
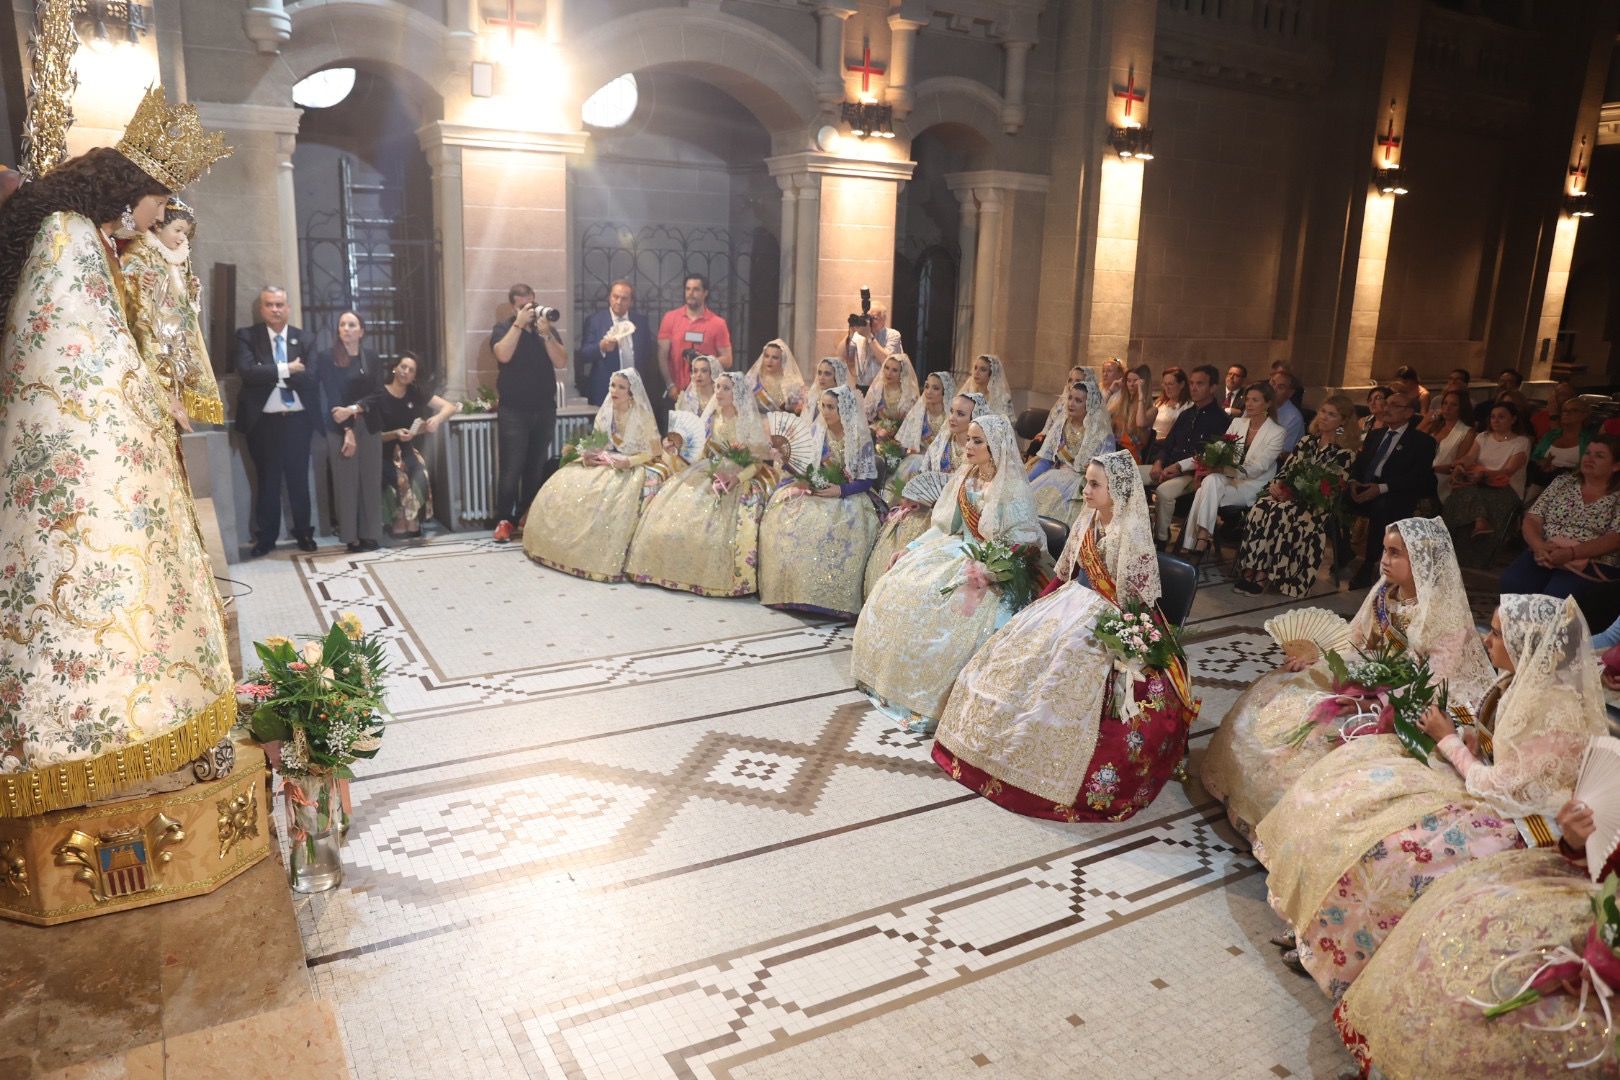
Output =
[
  {"x1": 1014, "y1": 408, "x2": 1051, "y2": 442},
  {"x1": 1036, "y1": 515, "x2": 1069, "y2": 561},
  {"x1": 1156, "y1": 552, "x2": 1199, "y2": 627}
]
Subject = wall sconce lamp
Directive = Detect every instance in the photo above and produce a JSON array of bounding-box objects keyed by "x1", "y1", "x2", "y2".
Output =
[
  {"x1": 1375, "y1": 166, "x2": 1408, "y2": 196},
  {"x1": 71, "y1": 0, "x2": 150, "y2": 50},
  {"x1": 1108, "y1": 125, "x2": 1154, "y2": 160},
  {"x1": 1564, "y1": 192, "x2": 1594, "y2": 219},
  {"x1": 841, "y1": 101, "x2": 895, "y2": 139}
]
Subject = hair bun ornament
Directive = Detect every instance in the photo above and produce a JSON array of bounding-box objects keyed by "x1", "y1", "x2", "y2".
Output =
[{"x1": 115, "y1": 86, "x2": 232, "y2": 191}]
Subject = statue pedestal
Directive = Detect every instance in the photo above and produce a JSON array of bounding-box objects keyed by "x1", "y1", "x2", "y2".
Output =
[{"x1": 0, "y1": 743, "x2": 270, "y2": 926}]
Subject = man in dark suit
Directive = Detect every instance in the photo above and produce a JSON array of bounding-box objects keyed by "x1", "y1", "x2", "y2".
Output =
[
  {"x1": 1147, "y1": 364, "x2": 1231, "y2": 545},
  {"x1": 234, "y1": 286, "x2": 318, "y2": 557},
  {"x1": 579, "y1": 279, "x2": 662, "y2": 426},
  {"x1": 1345, "y1": 392, "x2": 1436, "y2": 588}
]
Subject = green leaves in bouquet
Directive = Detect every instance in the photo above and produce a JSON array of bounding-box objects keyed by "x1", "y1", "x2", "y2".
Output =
[
  {"x1": 561, "y1": 429, "x2": 612, "y2": 467},
  {"x1": 875, "y1": 439, "x2": 905, "y2": 472},
  {"x1": 1388, "y1": 661, "x2": 1441, "y2": 766},
  {"x1": 805, "y1": 459, "x2": 849, "y2": 491},
  {"x1": 939, "y1": 539, "x2": 1044, "y2": 613},
  {"x1": 1324, "y1": 648, "x2": 1351, "y2": 687}
]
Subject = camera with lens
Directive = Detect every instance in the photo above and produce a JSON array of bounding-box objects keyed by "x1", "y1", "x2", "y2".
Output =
[
  {"x1": 681, "y1": 347, "x2": 698, "y2": 364},
  {"x1": 523, "y1": 302, "x2": 561, "y2": 323},
  {"x1": 847, "y1": 286, "x2": 872, "y2": 331}
]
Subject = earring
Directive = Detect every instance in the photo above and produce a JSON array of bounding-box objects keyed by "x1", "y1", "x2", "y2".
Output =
[{"x1": 119, "y1": 205, "x2": 137, "y2": 232}]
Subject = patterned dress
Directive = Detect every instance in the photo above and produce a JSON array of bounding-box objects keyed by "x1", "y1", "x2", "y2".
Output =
[
  {"x1": 932, "y1": 526, "x2": 1197, "y2": 821},
  {"x1": 1236, "y1": 434, "x2": 1352, "y2": 597}
]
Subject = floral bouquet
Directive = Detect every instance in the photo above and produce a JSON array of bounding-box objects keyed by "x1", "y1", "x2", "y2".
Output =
[
  {"x1": 875, "y1": 437, "x2": 906, "y2": 475},
  {"x1": 241, "y1": 613, "x2": 388, "y2": 867},
  {"x1": 801, "y1": 458, "x2": 848, "y2": 492},
  {"x1": 940, "y1": 539, "x2": 1046, "y2": 616},
  {"x1": 1278, "y1": 455, "x2": 1349, "y2": 518},
  {"x1": 458, "y1": 385, "x2": 498, "y2": 414},
  {"x1": 559, "y1": 429, "x2": 611, "y2": 467},
  {"x1": 1473, "y1": 875, "x2": 1620, "y2": 1069},
  {"x1": 1094, "y1": 603, "x2": 1186, "y2": 721},
  {"x1": 707, "y1": 442, "x2": 757, "y2": 494},
  {"x1": 1275, "y1": 640, "x2": 1422, "y2": 750},
  {"x1": 1198, "y1": 433, "x2": 1242, "y2": 473}
]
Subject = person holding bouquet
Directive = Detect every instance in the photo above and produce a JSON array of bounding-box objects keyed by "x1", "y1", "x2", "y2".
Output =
[
  {"x1": 1179, "y1": 383, "x2": 1287, "y2": 556},
  {"x1": 865, "y1": 390, "x2": 988, "y2": 598},
  {"x1": 746, "y1": 338, "x2": 805, "y2": 415},
  {"x1": 864, "y1": 352, "x2": 920, "y2": 458},
  {"x1": 758, "y1": 385, "x2": 881, "y2": 619},
  {"x1": 1204, "y1": 517, "x2": 1496, "y2": 842},
  {"x1": 625, "y1": 373, "x2": 772, "y2": 596},
  {"x1": 1231, "y1": 394, "x2": 1361, "y2": 596},
  {"x1": 853, "y1": 415, "x2": 1046, "y2": 735},
  {"x1": 522, "y1": 369, "x2": 663, "y2": 581},
  {"x1": 891, "y1": 371, "x2": 956, "y2": 486},
  {"x1": 1337, "y1": 791, "x2": 1620, "y2": 1078},
  {"x1": 1026, "y1": 371, "x2": 1115, "y2": 524},
  {"x1": 932, "y1": 449, "x2": 1198, "y2": 821},
  {"x1": 1254, "y1": 594, "x2": 1607, "y2": 999}
]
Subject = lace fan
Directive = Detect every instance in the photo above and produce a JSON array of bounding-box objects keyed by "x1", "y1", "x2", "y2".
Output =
[
  {"x1": 1575, "y1": 736, "x2": 1620, "y2": 881},
  {"x1": 900, "y1": 471, "x2": 947, "y2": 506},
  {"x1": 766, "y1": 412, "x2": 817, "y2": 473},
  {"x1": 665, "y1": 412, "x2": 704, "y2": 462},
  {"x1": 1263, "y1": 608, "x2": 1354, "y2": 662}
]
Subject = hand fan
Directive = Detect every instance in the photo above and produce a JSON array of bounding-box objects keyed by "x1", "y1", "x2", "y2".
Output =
[
  {"x1": 1263, "y1": 608, "x2": 1354, "y2": 662},
  {"x1": 665, "y1": 411, "x2": 704, "y2": 462},
  {"x1": 900, "y1": 470, "x2": 948, "y2": 507},
  {"x1": 766, "y1": 412, "x2": 818, "y2": 473},
  {"x1": 1575, "y1": 736, "x2": 1620, "y2": 881}
]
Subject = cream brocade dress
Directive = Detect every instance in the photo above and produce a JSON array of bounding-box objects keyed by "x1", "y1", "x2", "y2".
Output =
[
  {"x1": 522, "y1": 417, "x2": 662, "y2": 583},
  {"x1": 852, "y1": 481, "x2": 1017, "y2": 725},
  {"x1": 863, "y1": 435, "x2": 963, "y2": 600},
  {"x1": 1200, "y1": 590, "x2": 1415, "y2": 838},
  {"x1": 0, "y1": 214, "x2": 234, "y2": 815},
  {"x1": 624, "y1": 416, "x2": 770, "y2": 597},
  {"x1": 1338, "y1": 848, "x2": 1614, "y2": 1078},
  {"x1": 757, "y1": 451, "x2": 880, "y2": 620}
]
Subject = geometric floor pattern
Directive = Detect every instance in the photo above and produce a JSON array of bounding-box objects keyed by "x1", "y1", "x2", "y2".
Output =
[{"x1": 229, "y1": 538, "x2": 1357, "y2": 1079}]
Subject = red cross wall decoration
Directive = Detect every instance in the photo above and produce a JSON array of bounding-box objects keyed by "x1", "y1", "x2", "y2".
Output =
[
  {"x1": 486, "y1": 0, "x2": 539, "y2": 48},
  {"x1": 1113, "y1": 66, "x2": 1146, "y2": 121},
  {"x1": 847, "y1": 38, "x2": 885, "y2": 95}
]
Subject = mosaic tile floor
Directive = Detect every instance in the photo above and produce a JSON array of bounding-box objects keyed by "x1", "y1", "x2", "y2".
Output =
[{"x1": 229, "y1": 538, "x2": 1365, "y2": 1080}]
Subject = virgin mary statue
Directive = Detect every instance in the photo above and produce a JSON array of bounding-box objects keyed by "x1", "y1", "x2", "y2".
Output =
[{"x1": 0, "y1": 89, "x2": 234, "y2": 817}]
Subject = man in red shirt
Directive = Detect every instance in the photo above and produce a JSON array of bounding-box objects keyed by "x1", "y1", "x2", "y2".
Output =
[{"x1": 656, "y1": 273, "x2": 733, "y2": 399}]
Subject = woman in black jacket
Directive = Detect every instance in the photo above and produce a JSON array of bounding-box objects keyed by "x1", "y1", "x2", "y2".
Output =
[{"x1": 314, "y1": 310, "x2": 384, "y2": 551}]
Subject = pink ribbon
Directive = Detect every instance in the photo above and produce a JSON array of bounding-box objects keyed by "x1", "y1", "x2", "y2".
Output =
[
  {"x1": 955, "y1": 560, "x2": 994, "y2": 617},
  {"x1": 1468, "y1": 927, "x2": 1620, "y2": 1068}
]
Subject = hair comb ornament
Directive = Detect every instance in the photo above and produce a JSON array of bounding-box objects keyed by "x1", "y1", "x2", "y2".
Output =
[{"x1": 115, "y1": 86, "x2": 232, "y2": 191}]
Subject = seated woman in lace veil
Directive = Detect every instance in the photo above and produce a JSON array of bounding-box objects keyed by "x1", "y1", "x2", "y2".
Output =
[
  {"x1": 1254, "y1": 594, "x2": 1608, "y2": 1000},
  {"x1": 932, "y1": 450, "x2": 1198, "y2": 821},
  {"x1": 758, "y1": 385, "x2": 881, "y2": 621},
  {"x1": 1023, "y1": 365, "x2": 1090, "y2": 464},
  {"x1": 890, "y1": 371, "x2": 956, "y2": 487},
  {"x1": 673, "y1": 354, "x2": 716, "y2": 416},
  {"x1": 625, "y1": 372, "x2": 773, "y2": 597},
  {"x1": 962, "y1": 352, "x2": 1015, "y2": 421},
  {"x1": 1203, "y1": 517, "x2": 1496, "y2": 841},
  {"x1": 1026, "y1": 370, "x2": 1115, "y2": 524},
  {"x1": 746, "y1": 338, "x2": 805, "y2": 415},
  {"x1": 853, "y1": 414, "x2": 1045, "y2": 736},
  {"x1": 523, "y1": 369, "x2": 664, "y2": 582},
  {"x1": 864, "y1": 390, "x2": 987, "y2": 599},
  {"x1": 806, "y1": 356, "x2": 851, "y2": 436},
  {"x1": 1337, "y1": 786, "x2": 1620, "y2": 1080},
  {"x1": 864, "y1": 351, "x2": 920, "y2": 449}
]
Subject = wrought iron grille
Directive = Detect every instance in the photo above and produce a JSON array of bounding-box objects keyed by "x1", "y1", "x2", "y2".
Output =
[{"x1": 574, "y1": 222, "x2": 757, "y2": 354}]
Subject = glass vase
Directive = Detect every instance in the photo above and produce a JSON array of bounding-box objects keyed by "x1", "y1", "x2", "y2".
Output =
[{"x1": 284, "y1": 772, "x2": 343, "y2": 893}]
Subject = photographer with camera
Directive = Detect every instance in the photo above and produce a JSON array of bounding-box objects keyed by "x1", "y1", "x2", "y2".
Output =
[
  {"x1": 842, "y1": 288, "x2": 902, "y2": 390},
  {"x1": 657, "y1": 273, "x2": 732, "y2": 400},
  {"x1": 491, "y1": 283, "x2": 568, "y2": 543}
]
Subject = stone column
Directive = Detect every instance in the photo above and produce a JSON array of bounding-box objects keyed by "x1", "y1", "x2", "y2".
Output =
[
  {"x1": 970, "y1": 189, "x2": 1002, "y2": 359},
  {"x1": 1001, "y1": 41, "x2": 1035, "y2": 134},
  {"x1": 242, "y1": 0, "x2": 291, "y2": 54},
  {"x1": 191, "y1": 103, "x2": 304, "y2": 324},
  {"x1": 947, "y1": 171, "x2": 1051, "y2": 383},
  {"x1": 418, "y1": 124, "x2": 469, "y2": 398},
  {"x1": 952, "y1": 192, "x2": 978, "y2": 375},
  {"x1": 886, "y1": 12, "x2": 927, "y2": 118},
  {"x1": 816, "y1": 3, "x2": 857, "y2": 82},
  {"x1": 776, "y1": 178, "x2": 799, "y2": 360},
  {"x1": 445, "y1": 0, "x2": 476, "y2": 65},
  {"x1": 791, "y1": 175, "x2": 821, "y2": 364}
]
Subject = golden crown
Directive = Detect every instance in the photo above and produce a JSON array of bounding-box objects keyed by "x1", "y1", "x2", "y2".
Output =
[{"x1": 114, "y1": 86, "x2": 231, "y2": 191}]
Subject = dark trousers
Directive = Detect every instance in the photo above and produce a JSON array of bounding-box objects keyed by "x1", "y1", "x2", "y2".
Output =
[
  {"x1": 496, "y1": 405, "x2": 555, "y2": 524},
  {"x1": 245, "y1": 410, "x2": 313, "y2": 545},
  {"x1": 1500, "y1": 550, "x2": 1620, "y2": 631},
  {"x1": 1345, "y1": 492, "x2": 1415, "y2": 575}
]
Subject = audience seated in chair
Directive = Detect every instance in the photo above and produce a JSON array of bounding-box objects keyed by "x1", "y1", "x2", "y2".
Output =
[{"x1": 1345, "y1": 392, "x2": 1436, "y2": 589}]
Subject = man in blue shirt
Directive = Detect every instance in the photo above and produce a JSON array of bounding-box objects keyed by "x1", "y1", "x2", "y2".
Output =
[{"x1": 1270, "y1": 368, "x2": 1305, "y2": 452}]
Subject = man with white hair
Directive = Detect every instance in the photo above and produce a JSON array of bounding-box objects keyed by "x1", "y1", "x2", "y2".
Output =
[{"x1": 234, "y1": 286, "x2": 317, "y2": 557}]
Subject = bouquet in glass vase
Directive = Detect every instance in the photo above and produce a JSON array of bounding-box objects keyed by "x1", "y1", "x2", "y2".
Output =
[
  {"x1": 1278, "y1": 454, "x2": 1349, "y2": 519},
  {"x1": 707, "y1": 442, "x2": 757, "y2": 494},
  {"x1": 559, "y1": 429, "x2": 611, "y2": 467},
  {"x1": 241, "y1": 612, "x2": 389, "y2": 892},
  {"x1": 939, "y1": 539, "x2": 1046, "y2": 616},
  {"x1": 1197, "y1": 433, "x2": 1242, "y2": 473}
]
